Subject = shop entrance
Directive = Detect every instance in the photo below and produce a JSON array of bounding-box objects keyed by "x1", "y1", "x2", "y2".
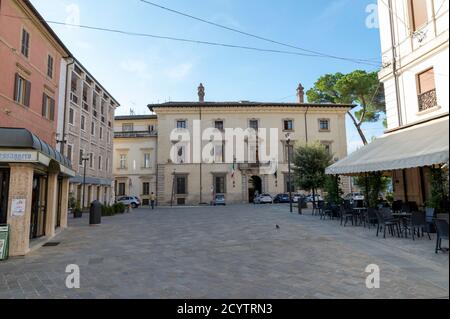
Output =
[
  {"x1": 30, "y1": 174, "x2": 47, "y2": 239},
  {"x1": 0, "y1": 169, "x2": 9, "y2": 224}
]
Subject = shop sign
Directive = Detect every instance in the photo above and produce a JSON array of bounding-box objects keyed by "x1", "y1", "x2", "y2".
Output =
[
  {"x1": 0, "y1": 151, "x2": 37, "y2": 162},
  {"x1": 0, "y1": 225, "x2": 9, "y2": 261},
  {"x1": 11, "y1": 199, "x2": 26, "y2": 217}
]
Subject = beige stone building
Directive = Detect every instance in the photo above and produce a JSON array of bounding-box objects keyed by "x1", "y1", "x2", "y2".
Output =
[
  {"x1": 60, "y1": 60, "x2": 119, "y2": 208},
  {"x1": 113, "y1": 115, "x2": 158, "y2": 206},
  {"x1": 148, "y1": 84, "x2": 352, "y2": 206}
]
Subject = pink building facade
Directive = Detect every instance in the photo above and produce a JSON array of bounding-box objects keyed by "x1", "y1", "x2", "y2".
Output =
[
  {"x1": 0, "y1": 0, "x2": 75, "y2": 257},
  {"x1": 0, "y1": 0, "x2": 69, "y2": 146}
]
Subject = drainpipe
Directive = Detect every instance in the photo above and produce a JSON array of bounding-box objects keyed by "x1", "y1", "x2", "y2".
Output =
[
  {"x1": 61, "y1": 57, "x2": 75, "y2": 157},
  {"x1": 388, "y1": 0, "x2": 403, "y2": 127},
  {"x1": 304, "y1": 105, "x2": 310, "y2": 144}
]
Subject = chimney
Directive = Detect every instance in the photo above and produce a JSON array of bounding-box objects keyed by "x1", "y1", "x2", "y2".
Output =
[
  {"x1": 296, "y1": 83, "x2": 305, "y2": 103},
  {"x1": 198, "y1": 83, "x2": 205, "y2": 103}
]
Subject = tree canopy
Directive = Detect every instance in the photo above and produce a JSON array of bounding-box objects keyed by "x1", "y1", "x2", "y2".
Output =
[
  {"x1": 307, "y1": 70, "x2": 386, "y2": 145},
  {"x1": 292, "y1": 142, "x2": 333, "y2": 192}
]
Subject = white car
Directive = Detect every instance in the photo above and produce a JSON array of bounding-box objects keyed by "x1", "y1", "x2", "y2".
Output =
[
  {"x1": 344, "y1": 192, "x2": 365, "y2": 203},
  {"x1": 254, "y1": 194, "x2": 273, "y2": 204},
  {"x1": 305, "y1": 195, "x2": 323, "y2": 203},
  {"x1": 116, "y1": 196, "x2": 141, "y2": 208}
]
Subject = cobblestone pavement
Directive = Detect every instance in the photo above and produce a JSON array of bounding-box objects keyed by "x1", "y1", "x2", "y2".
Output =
[{"x1": 0, "y1": 204, "x2": 448, "y2": 299}]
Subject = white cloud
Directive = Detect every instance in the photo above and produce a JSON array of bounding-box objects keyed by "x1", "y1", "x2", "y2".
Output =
[
  {"x1": 318, "y1": 0, "x2": 351, "y2": 21},
  {"x1": 120, "y1": 59, "x2": 152, "y2": 80},
  {"x1": 166, "y1": 63, "x2": 193, "y2": 80},
  {"x1": 347, "y1": 139, "x2": 364, "y2": 154},
  {"x1": 65, "y1": 3, "x2": 80, "y2": 28}
]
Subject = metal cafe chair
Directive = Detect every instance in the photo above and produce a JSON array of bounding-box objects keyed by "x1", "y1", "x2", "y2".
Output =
[{"x1": 434, "y1": 219, "x2": 449, "y2": 254}]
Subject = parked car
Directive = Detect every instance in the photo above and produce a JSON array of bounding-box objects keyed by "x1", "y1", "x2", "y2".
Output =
[
  {"x1": 273, "y1": 193, "x2": 290, "y2": 203},
  {"x1": 292, "y1": 193, "x2": 305, "y2": 203},
  {"x1": 254, "y1": 194, "x2": 273, "y2": 204},
  {"x1": 305, "y1": 195, "x2": 323, "y2": 203},
  {"x1": 344, "y1": 192, "x2": 365, "y2": 203},
  {"x1": 117, "y1": 196, "x2": 141, "y2": 208},
  {"x1": 213, "y1": 194, "x2": 226, "y2": 206}
]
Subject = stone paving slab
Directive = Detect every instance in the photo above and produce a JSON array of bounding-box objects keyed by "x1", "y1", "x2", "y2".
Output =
[{"x1": 0, "y1": 204, "x2": 448, "y2": 299}]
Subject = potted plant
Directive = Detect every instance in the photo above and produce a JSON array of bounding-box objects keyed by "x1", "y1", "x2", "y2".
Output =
[{"x1": 73, "y1": 203, "x2": 83, "y2": 218}]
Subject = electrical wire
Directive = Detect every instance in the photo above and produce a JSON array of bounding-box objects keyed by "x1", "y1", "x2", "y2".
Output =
[
  {"x1": 1, "y1": 13, "x2": 381, "y2": 66},
  {"x1": 138, "y1": 0, "x2": 381, "y2": 66}
]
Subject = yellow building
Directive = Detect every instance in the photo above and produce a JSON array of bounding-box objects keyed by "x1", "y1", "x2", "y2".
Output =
[
  {"x1": 113, "y1": 115, "x2": 158, "y2": 206},
  {"x1": 148, "y1": 84, "x2": 353, "y2": 206}
]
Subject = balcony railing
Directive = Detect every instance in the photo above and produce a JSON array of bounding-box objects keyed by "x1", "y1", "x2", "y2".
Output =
[
  {"x1": 238, "y1": 162, "x2": 272, "y2": 170},
  {"x1": 114, "y1": 131, "x2": 157, "y2": 138},
  {"x1": 418, "y1": 89, "x2": 437, "y2": 112}
]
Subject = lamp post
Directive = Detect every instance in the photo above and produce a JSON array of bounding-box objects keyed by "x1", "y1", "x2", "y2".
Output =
[
  {"x1": 286, "y1": 133, "x2": 293, "y2": 213},
  {"x1": 81, "y1": 155, "x2": 90, "y2": 212}
]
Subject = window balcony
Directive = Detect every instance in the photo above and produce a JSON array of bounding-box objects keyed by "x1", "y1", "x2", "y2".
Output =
[
  {"x1": 418, "y1": 89, "x2": 437, "y2": 112},
  {"x1": 114, "y1": 131, "x2": 157, "y2": 138},
  {"x1": 238, "y1": 162, "x2": 271, "y2": 170}
]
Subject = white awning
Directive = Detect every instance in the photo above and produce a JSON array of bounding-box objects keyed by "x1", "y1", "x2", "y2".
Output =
[{"x1": 326, "y1": 117, "x2": 449, "y2": 175}]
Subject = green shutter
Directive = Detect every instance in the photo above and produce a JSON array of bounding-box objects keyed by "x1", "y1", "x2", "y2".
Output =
[
  {"x1": 42, "y1": 94, "x2": 47, "y2": 117},
  {"x1": 13, "y1": 73, "x2": 19, "y2": 102},
  {"x1": 24, "y1": 80, "x2": 31, "y2": 107},
  {"x1": 49, "y1": 97, "x2": 55, "y2": 121}
]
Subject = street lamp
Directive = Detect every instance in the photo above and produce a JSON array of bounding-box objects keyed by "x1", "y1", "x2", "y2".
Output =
[
  {"x1": 286, "y1": 133, "x2": 293, "y2": 213},
  {"x1": 81, "y1": 155, "x2": 90, "y2": 213}
]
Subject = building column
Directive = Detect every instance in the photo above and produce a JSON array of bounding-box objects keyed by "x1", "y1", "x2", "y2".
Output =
[
  {"x1": 59, "y1": 178, "x2": 70, "y2": 229},
  {"x1": 98, "y1": 186, "x2": 104, "y2": 205},
  {"x1": 7, "y1": 164, "x2": 34, "y2": 257},
  {"x1": 45, "y1": 172, "x2": 58, "y2": 238}
]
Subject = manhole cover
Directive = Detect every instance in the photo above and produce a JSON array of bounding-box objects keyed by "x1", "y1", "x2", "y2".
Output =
[{"x1": 43, "y1": 242, "x2": 60, "y2": 247}]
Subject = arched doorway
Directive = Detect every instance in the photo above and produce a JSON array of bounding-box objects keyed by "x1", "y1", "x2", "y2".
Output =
[{"x1": 248, "y1": 175, "x2": 262, "y2": 203}]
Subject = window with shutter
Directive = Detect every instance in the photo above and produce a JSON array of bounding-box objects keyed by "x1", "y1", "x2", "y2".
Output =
[
  {"x1": 21, "y1": 29, "x2": 30, "y2": 57},
  {"x1": 410, "y1": 0, "x2": 428, "y2": 32},
  {"x1": 14, "y1": 73, "x2": 30, "y2": 107},
  {"x1": 42, "y1": 94, "x2": 55, "y2": 121},
  {"x1": 47, "y1": 55, "x2": 54, "y2": 78},
  {"x1": 24, "y1": 80, "x2": 31, "y2": 107},
  {"x1": 42, "y1": 94, "x2": 47, "y2": 117}
]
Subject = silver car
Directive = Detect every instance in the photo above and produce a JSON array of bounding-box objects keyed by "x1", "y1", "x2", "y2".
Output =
[
  {"x1": 213, "y1": 194, "x2": 226, "y2": 206},
  {"x1": 117, "y1": 196, "x2": 141, "y2": 208},
  {"x1": 254, "y1": 194, "x2": 273, "y2": 204}
]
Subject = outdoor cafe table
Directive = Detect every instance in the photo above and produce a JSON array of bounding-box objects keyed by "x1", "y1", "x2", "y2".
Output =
[
  {"x1": 352, "y1": 207, "x2": 367, "y2": 226},
  {"x1": 392, "y1": 212, "x2": 412, "y2": 238}
]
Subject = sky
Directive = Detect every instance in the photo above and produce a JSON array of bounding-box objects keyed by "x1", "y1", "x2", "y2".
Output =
[{"x1": 29, "y1": 0, "x2": 386, "y2": 153}]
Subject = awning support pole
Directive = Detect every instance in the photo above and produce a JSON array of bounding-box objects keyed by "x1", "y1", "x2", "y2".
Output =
[
  {"x1": 365, "y1": 173, "x2": 369, "y2": 207},
  {"x1": 402, "y1": 169, "x2": 408, "y2": 203}
]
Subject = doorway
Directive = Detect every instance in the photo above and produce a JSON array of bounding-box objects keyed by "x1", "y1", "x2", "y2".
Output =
[
  {"x1": 56, "y1": 177, "x2": 63, "y2": 229},
  {"x1": 248, "y1": 175, "x2": 262, "y2": 203},
  {"x1": 0, "y1": 169, "x2": 10, "y2": 224},
  {"x1": 30, "y1": 174, "x2": 47, "y2": 239}
]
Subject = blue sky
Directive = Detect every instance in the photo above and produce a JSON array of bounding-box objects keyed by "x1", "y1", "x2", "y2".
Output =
[{"x1": 30, "y1": 0, "x2": 385, "y2": 153}]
